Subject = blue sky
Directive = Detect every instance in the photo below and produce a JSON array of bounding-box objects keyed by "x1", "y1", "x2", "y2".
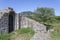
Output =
[{"x1": 0, "y1": 0, "x2": 60, "y2": 16}]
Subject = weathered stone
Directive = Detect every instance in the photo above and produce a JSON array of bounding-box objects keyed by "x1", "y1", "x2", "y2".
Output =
[
  {"x1": 0, "y1": 8, "x2": 51, "y2": 40},
  {"x1": 18, "y1": 15, "x2": 51, "y2": 40},
  {"x1": 0, "y1": 8, "x2": 15, "y2": 34}
]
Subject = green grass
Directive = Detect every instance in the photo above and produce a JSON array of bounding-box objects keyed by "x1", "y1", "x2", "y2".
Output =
[
  {"x1": 50, "y1": 31, "x2": 60, "y2": 40},
  {"x1": 50, "y1": 23, "x2": 60, "y2": 40},
  {"x1": 16, "y1": 27, "x2": 35, "y2": 34},
  {"x1": 0, "y1": 27, "x2": 35, "y2": 40},
  {"x1": 10, "y1": 27, "x2": 35, "y2": 40},
  {"x1": 0, "y1": 34, "x2": 10, "y2": 40}
]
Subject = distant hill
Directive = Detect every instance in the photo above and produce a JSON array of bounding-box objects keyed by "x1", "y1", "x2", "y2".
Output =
[{"x1": 20, "y1": 11, "x2": 33, "y2": 16}]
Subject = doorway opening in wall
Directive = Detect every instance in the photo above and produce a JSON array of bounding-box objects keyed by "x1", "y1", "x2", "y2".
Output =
[{"x1": 8, "y1": 12, "x2": 14, "y2": 33}]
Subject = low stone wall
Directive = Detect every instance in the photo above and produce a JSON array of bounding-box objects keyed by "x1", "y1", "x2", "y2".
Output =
[
  {"x1": 20, "y1": 16, "x2": 46, "y2": 32},
  {"x1": 19, "y1": 16, "x2": 51, "y2": 40}
]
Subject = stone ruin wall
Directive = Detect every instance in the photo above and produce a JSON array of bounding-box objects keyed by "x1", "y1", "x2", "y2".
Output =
[
  {"x1": 20, "y1": 16, "x2": 46, "y2": 32},
  {"x1": 0, "y1": 8, "x2": 16, "y2": 34},
  {"x1": 0, "y1": 8, "x2": 11, "y2": 34},
  {"x1": 0, "y1": 9, "x2": 51, "y2": 40},
  {"x1": 19, "y1": 16, "x2": 51, "y2": 40}
]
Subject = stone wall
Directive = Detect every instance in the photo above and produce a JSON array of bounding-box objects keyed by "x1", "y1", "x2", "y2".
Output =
[
  {"x1": 14, "y1": 14, "x2": 20, "y2": 30},
  {"x1": 19, "y1": 15, "x2": 51, "y2": 40},
  {"x1": 0, "y1": 11, "x2": 9, "y2": 34},
  {"x1": 0, "y1": 7, "x2": 16, "y2": 34},
  {"x1": 19, "y1": 15, "x2": 46, "y2": 32},
  {"x1": 0, "y1": 8, "x2": 51, "y2": 40}
]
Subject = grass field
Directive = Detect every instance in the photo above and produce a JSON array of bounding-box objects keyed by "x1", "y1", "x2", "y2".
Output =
[{"x1": 50, "y1": 23, "x2": 60, "y2": 40}]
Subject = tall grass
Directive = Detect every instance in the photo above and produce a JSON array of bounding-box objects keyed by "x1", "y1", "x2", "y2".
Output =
[{"x1": 0, "y1": 27, "x2": 35, "y2": 40}]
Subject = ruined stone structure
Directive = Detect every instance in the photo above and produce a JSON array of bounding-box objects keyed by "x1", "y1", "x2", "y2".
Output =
[
  {"x1": 0, "y1": 8, "x2": 51, "y2": 40},
  {"x1": 0, "y1": 7, "x2": 16, "y2": 34},
  {"x1": 19, "y1": 16, "x2": 51, "y2": 40}
]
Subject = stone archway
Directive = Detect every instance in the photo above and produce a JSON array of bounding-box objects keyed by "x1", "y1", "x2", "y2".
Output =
[{"x1": 8, "y1": 12, "x2": 15, "y2": 33}]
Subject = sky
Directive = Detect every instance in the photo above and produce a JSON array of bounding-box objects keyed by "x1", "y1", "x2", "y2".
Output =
[{"x1": 0, "y1": 0, "x2": 60, "y2": 16}]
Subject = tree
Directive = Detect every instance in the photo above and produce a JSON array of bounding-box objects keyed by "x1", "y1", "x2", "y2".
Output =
[{"x1": 35, "y1": 7, "x2": 55, "y2": 24}]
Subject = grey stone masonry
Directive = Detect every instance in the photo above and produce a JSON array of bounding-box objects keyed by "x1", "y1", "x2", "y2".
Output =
[
  {"x1": 0, "y1": 8, "x2": 51, "y2": 40},
  {"x1": 19, "y1": 15, "x2": 51, "y2": 40},
  {"x1": 0, "y1": 7, "x2": 16, "y2": 34},
  {"x1": 14, "y1": 14, "x2": 20, "y2": 30}
]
